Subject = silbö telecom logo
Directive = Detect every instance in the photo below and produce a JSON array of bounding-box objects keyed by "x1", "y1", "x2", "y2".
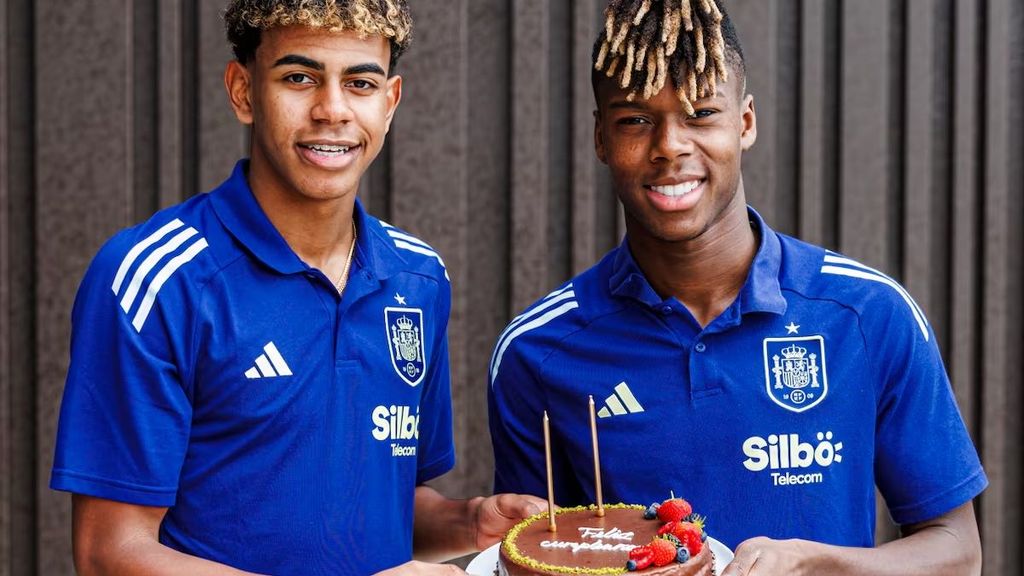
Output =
[
  {"x1": 742, "y1": 431, "x2": 843, "y2": 486},
  {"x1": 372, "y1": 404, "x2": 420, "y2": 457}
]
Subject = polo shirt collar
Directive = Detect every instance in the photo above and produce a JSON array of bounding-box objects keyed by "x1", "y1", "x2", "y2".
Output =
[
  {"x1": 209, "y1": 159, "x2": 406, "y2": 281},
  {"x1": 608, "y1": 206, "x2": 787, "y2": 317}
]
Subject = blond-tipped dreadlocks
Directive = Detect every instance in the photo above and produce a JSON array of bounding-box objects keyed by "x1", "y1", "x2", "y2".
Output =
[
  {"x1": 593, "y1": 0, "x2": 743, "y2": 115},
  {"x1": 225, "y1": 0, "x2": 413, "y2": 72}
]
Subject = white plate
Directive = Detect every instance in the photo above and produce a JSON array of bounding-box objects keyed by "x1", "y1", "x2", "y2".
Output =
[{"x1": 466, "y1": 537, "x2": 733, "y2": 575}]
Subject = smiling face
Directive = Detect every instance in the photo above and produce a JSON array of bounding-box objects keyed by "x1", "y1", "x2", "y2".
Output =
[
  {"x1": 225, "y1": 25, "x2": 402, "y2": 204},
  {"x1": 594, "y1": 72, "x2": 756, "y2": 246}
]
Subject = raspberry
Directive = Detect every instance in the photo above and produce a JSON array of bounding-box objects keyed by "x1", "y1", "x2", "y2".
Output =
[
  {"x1": 678, "y1": 528, "x2": 703, "y2": 557},
  {"x1": 670, "y1": 521, "x2": 700, "y2": 541},
  {"x1": 657, "y1": 521, "x2": 676, "y2": 536},
  {"x1": 628, "y1": 545, "x2": 654, "y2": 570},
  {"x1": 649, "y1": 539, "x2": 677, "y2": 567},
  {"x1": 656, "y1": 498, "x2": 692, "y2": 523}
]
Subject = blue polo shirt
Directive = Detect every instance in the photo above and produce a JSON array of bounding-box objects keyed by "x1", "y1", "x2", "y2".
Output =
[
  {"x1": 51, "y1": 160, "x2": 455, "y2": 575},
  {"x1": 488, "y1": 208, "x2": 986, "y2": 550}
]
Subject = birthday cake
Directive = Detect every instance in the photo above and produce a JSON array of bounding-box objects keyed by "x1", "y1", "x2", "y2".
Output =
[{"x1": 498, "y1": 499, "x2": 714, "y2": 575}]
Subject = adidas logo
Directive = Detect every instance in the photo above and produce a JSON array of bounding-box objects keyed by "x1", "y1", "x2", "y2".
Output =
[
  {"x1": 596, "y1": 382, "x2": 644, "y2": 418},
  {"x1": 244, "y1": 342, "x2": 293, "y2": 379}
]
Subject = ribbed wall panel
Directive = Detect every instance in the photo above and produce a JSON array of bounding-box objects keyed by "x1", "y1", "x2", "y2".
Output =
[{"x1": 1, "y1": 1, "x2": 1019, "y2": 573}]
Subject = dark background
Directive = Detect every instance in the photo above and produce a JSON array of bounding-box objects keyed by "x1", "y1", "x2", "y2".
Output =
[{"x1": 1, "y1": 1, "x2": 1021, "y2": 574}]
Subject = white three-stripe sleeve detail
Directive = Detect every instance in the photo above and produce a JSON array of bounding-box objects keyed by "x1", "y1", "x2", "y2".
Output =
[
  {"x1": 112, "y1": 219, "x2": 185, "y2": 294},
  {"x1": 131, "y1": 238, "x2": 209, "y2": 332},
  {"x1": 820, "y1": 265, "x2": 929, "y2": 341},
  {"x1": 490, "y1": 301, "x2": 579, "y2": 384},
  {"x1": 822, "y1": 254, "x2": 926, "y2": 321},
  {"x1": 392, "y1": 240, "x2": 450, "y2": 280},
  {"x1": 264, "y1": 342, "x2": 292, "y2": 376},
  {"x1": 490, "y1": 290, "x2": 577, "y2": 371},
  {"x1": 120, "y1": 228, "x2": 199, "y2": 312},
  {"x1": 501, "y1": 284, "x2": 574, "y2": 330},
  {"x1": 386, "y1": 229, "x2": 433, "y2": 250}
]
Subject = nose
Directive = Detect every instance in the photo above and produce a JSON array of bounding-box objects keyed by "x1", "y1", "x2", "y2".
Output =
[
  {"x1": 311, "y1": 83, "x2": 354, "y2": 124},
  {"x1": 649, "y1": 120, "x2": 694, "y2": 162}
]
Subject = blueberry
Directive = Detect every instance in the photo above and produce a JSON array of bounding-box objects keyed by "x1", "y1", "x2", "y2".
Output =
[
  {"x1": 643, "y1": 504, "x2": 659, "y2": 520},
  {"x1": 626, "y1": 559, "x2": 638, "y2": 571},
  {"x1": 700, "y1": 531, "x2": 707, "y2": 542},
  {"x1": 676, "y1": 547, "x2": 690, "y2": 563}
]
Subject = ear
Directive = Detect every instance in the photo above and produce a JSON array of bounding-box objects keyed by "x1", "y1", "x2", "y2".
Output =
[
  {"x1": 594, "y1": 109, "x2": 608, "y2": 165},
  {"x1": 383, "y1": 75, "x2": 403, "y2": 133},
  {"x1": 224, "y1": 60, "x2": 254, "y2": 125},
  {"x1": 739, "y1": 93, "x2": 757, "y2": 150}
]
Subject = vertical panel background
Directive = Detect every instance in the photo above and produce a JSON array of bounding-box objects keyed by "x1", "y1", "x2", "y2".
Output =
[{"x1": 1, "y1": 1, "x2": 1020, "y2": 574}]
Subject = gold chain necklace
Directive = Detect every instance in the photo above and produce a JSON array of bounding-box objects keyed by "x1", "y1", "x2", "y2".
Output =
[{"x1": 335, "y1": 220, "x2": 357, "y2": 296}]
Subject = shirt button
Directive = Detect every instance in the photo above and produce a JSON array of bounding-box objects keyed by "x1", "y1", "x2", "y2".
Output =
[
  {"x1": 660, "y1": 305, "x2": 673, "y2": 315},
  {"x1": 694, "y1": 342, "x2": 707, "y2": 353}
]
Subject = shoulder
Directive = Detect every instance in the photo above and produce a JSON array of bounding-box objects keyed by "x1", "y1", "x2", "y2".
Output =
[
  {"x1": 778, "y1": 235, "x2": 930, "y2": 342},
  {"x1": 84, "y1": 194, "x2": 226, "y2": 334},
  {"x1": 489, "y1": 255, "x2": 619, "y2": 385},
  {"x1": 372, "y1": 217, "x2": 450, "y2": 285}
]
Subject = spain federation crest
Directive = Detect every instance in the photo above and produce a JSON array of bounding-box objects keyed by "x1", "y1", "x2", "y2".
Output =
[
  {"x1": 385, "y1": 307, "x2": 426, "y2": 387},
  {"x1": 762, "y1": 335, "x2": 828, "y2": 413}
]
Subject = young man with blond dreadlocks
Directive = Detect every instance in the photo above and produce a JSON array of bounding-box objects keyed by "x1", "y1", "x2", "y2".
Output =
[
  {"x1": 488, "y1": 1, "x2": 985, "y2": 574},
  {"x1": 49, "y1": 1, "x2": 543, "y2": 574}
]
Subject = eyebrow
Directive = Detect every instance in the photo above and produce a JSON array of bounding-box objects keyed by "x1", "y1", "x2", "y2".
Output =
[
  {"x1": 272, "y1": 54, "x2": 324, "y2": 70},
  {"x1": 270, "y1": 56, "x2": 387, "y2": 78},
  {"x1": 607, "y1": 100, "x2": 648, "y2": 110},
  {"x1": 344, "y1": 63, "x2": 387, "y2": 76}
]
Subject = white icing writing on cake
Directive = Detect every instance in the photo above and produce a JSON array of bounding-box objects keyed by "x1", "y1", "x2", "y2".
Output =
[{"x1": 539, "y1": 526, "x2": 636, "y2": 554}]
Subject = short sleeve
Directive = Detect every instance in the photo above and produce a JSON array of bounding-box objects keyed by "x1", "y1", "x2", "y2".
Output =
[
  {"x1": 489, "y1": 337, "x2": 584, "y2": 504},
  {"x1": 871, "y1": 300, "x2": 987, "y2": 525},
  {"x1": 50, "y1": 235, "x2": 195, "y2": 507},
  {"x1": 414, "y1": 276, "x2": 455, "y2": 484}
]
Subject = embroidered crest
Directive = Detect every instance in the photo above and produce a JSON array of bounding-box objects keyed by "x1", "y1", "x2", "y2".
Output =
[
  {"x1": 763, "y1": 335, "x2": 828, "y2": 413},
  {"x1": 385, "y1": 307, "x2": 426, "y2": 386}
]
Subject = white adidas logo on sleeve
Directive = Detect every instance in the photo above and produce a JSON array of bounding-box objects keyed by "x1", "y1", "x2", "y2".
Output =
[
  {"x1": 596, "y1": 382, "x2": 645, "y2": 418},
  {"x1": 244, "y1": 342, "x2": 293, "y2": 379}
]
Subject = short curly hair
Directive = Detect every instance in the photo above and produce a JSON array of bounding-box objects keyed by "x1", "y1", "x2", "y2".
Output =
[{"x1": 224, "y1": 0, "x2": 413, "y2": 72}]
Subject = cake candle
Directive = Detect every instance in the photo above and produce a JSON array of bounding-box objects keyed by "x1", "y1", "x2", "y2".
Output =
[
  {"x1": 543, "y1": 410, "x2": 557, "y2": 531},
  {"x1": 588, "y1": 395, "x2": 605, "y2": 517}
]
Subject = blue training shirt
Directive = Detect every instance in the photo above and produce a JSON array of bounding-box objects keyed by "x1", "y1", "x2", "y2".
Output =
[
  {"x1": 489, "y1": 208, "x2": 986, "y2": 550},
  {"x1": 52, "y1": 160, "x2": 455, "y2": 575}
]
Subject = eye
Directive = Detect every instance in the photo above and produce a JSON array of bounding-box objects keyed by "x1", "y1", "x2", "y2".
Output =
[
  {"x1": 347, "y1": 79, "x2": 378, "y2": 91},
  {"x1": 689, "y1": 108, "x2": 717, "y2": 120},
  {"x1": 617, "y1": 116, "x2": 651, "y2": 126},
  {"x1": 284, "y1": 72, "x2": 315, "y2": 85}
]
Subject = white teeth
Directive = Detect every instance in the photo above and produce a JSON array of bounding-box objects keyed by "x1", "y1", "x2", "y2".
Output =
[
  {"x1": 306, "y1": 144, "x2": 351, "y2": 154},
  {"x1": 650, "y1": 180, "x2": 701, "y2": 197}
]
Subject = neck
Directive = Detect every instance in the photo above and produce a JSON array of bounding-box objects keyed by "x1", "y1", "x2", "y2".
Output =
[
  {"x1": 246, "y1": 165, "x2": 358, "y2": 275},
  {"x1": 627, "y1": 202, "x2": 757, "y2": 328}
]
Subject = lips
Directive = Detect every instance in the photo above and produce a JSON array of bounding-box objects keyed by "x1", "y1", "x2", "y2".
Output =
[
  {"x1": 297, "y1": 141, "x2": 361, "y2": 169},
  {"x1": 643, "y1": 178, "x2": 706, "y2": 211},
  {"x1": 647, "y1": 180, "x2": 703, "y2": 197}
]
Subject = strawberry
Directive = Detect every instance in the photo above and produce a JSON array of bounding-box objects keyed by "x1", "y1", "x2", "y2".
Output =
[
  {"x1": 656, "y1": 498, "x2": 692, "y2": 523},
  {"x1": 649, "y1": 539, "x2": 677, "y2": 567}
]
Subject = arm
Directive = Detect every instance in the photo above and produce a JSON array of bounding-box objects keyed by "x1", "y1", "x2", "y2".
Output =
[
  {"x1": 721, "y1": 501, "x2": 981, "y2": 576},
  {"x1": 411, "y1": 486, "x2": 546, "y2": 562},
  {"x1": 73, "y1": 495, "x2": 262, "y2": 576}
]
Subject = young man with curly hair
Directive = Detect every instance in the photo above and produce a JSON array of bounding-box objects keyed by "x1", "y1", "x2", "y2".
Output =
[
  {"x1": 51, "y1": 1, "x2": 542, "y2": 574},
  {"x1": 488, "y1": 1, "x2": 985, "y2": 574}
]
